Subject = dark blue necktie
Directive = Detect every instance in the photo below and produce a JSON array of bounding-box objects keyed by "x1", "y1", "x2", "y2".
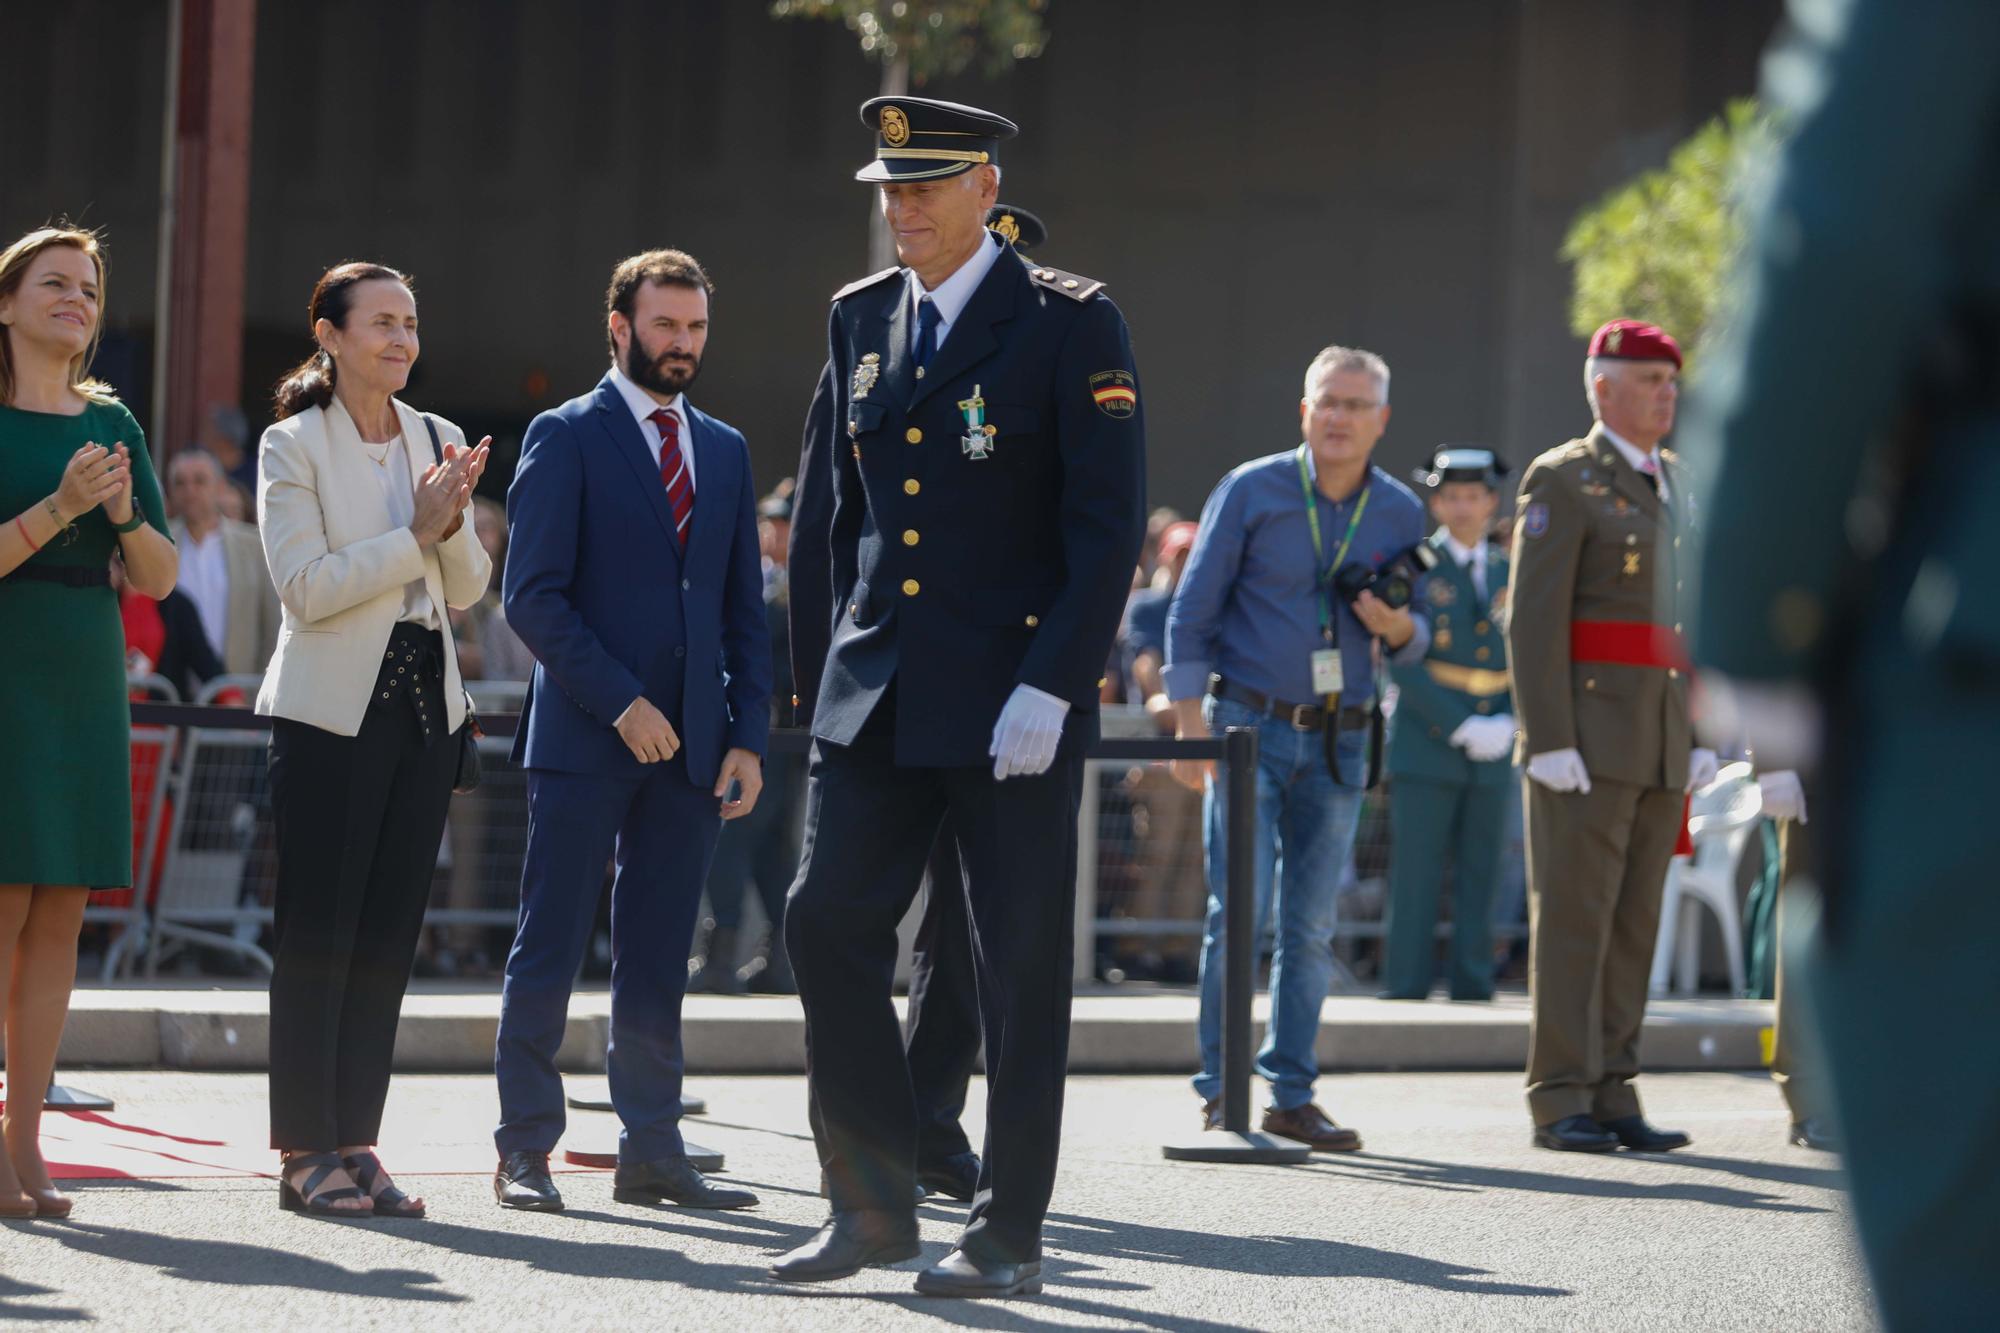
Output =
[{"x1": 914, "y1": 296, "x2": 941, "y2": 370}]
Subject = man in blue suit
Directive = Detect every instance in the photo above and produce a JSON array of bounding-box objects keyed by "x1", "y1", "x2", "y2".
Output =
[{"x1": 493, "y1": 249, "x2": 771, "y2": 1213}]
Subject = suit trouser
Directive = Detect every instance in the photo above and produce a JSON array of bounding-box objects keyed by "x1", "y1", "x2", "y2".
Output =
[
  {"x1": 905, "y1": 818, "x2": 982, "y2": 1164},
  {"x1": 1524, "y1": 775, "x2": 1682, "y2": 1126},
  {"x1": 786, "y1": 733, "x2": 1080, "y2": 1263},
  {"x1": 267, "y1": 708, "x2": 458, "y2": 1149},
  {"x1": 494, "y1": 760, "x2": 722, "y2": 1164},
  {"x1": 1382, "y1": 776, "x2": 1508, "y2": 1000}
]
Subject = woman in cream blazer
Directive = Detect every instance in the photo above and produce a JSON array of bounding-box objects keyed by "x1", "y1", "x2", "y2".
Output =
[{"x1": 255, "y1": 261, "x2": 491, "y2": 1219}]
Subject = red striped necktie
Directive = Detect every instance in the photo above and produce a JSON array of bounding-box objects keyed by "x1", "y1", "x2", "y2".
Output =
[{"x1": 650, "y1": 407, "x2": 692, "y2": 550}]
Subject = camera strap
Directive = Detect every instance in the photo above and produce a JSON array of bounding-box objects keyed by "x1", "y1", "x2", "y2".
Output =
[{"x1": 1294, "y1": 445, "x2": 1371, "y2": 648}]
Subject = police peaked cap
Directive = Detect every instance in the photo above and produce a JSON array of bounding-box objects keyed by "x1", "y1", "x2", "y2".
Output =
[
  {"x1": 1412, "y1": 447, "x2": 1510, "y2": 490},
  {"x1": 856, "y1": 96, "x2": 1018, "y2": 183},
  {"x1": 985, "y1": 204, "x2": 1047, "y2": 252}
]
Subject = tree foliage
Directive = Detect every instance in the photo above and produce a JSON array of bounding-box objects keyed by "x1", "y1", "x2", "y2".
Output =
[
  {"x1": 1562, "y1": 99, "x2": 1777, "y2": 374},
  {"x1": 769, "y1": 0, "x2": 1051, "y2": 84}
]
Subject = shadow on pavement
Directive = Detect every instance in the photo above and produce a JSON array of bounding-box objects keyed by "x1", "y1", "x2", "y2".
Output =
[
  {"x1": 0, "y1": 1268, "x2": 90, "y2": 1323},
  {"x1": 1308, "y1": 1153, "x2": 1830, "y2": 1214},
  {"x1": 24, "y1": 1219, "x2": 462, "y2": 1303}
]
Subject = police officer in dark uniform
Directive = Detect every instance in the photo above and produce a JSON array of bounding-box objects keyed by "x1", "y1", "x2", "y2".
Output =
[
  {"x1": 893, "y1": 202, "x2": 1061, "y2": 1207},
  {"x1": 776, "y1": 99, "x2": 1145, "y2": 1297}
]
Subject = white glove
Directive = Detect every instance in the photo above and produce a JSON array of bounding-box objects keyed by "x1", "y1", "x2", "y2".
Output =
[
  {"x1": 989, "y1": 683, "x2": 1071, "y2": 781},
  {"x1": 1527, "y1": 748, "x2": 1592, "y2": 794},
  {"x1": 1687, "y1": 747, "x2": 1720, "y2": 793},
  {"x1": 1449, "y1": 714, "x2": 1516, "y2": 764},
  {"x1": 1757, "y1": 769, "x2": 1808, "y2": 824}
]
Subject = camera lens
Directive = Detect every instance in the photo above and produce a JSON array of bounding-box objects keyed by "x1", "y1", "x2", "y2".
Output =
[{"x1": 1378, "y1": 573, "x2": 1412, "y2": 610}]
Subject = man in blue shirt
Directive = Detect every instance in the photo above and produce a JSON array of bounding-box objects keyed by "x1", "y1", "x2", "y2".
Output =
[{"x1": 1164, "y1": 345, "x2": 1429, "y2": 1150}]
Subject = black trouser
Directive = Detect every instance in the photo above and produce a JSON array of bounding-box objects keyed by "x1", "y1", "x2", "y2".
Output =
[
  {"x1": 267, "y1": 628, "x2": 459, "y2": 1149},
  {"x1": 786, "y1": 732, "x2": 1081, "y2": 1264},
  {"x1": 906, "y1": 817, "x2": 982, "y2": 1164}
]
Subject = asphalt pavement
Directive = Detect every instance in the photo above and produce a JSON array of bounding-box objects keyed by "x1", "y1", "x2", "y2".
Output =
[{"x1": 2, "y1": 1071, "x2": 1872, "y2": 1331}]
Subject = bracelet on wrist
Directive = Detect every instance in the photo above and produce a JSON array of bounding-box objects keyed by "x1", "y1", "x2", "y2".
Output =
[
  {"x1": 113, "y1": 511, "x2": 147, "y2": 534},
  {"x1": 43, "y1": 496, "x2": 69, "y2": 528}
]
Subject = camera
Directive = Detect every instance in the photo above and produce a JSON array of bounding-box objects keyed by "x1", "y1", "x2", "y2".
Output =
[{"x1": 1331, "y1": 542, "x2": 1439, "y2": 612}]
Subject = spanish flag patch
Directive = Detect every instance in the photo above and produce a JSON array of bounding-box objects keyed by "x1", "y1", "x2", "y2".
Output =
[{"x1": 1089, "y1": 369, "x2": 1137, "y2": 418}]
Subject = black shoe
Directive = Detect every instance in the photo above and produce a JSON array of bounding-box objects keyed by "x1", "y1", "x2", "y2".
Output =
[
  {"x1": 1788, "y1": 1117, "x2": 1839, "y2": 1152},
  {"x1": 613, "y1": 1154, "x2": 758, "y2": 1210},
  {"x1": 1532, "y1": 1114, "x2": 1619, "y2": 1153},
  {"x1": 917, "y1": 1152, "x2": 981, "y2": 1203},
  {"x1": 1600, "y1": 1114, "x2": 1691, "y2": 1152},
  {"x1": 770, "y1": 1209, "x2": 920, "y2": 1283},
  {"x1": 915, "y1": 1249, "x2": 1044, "y2": 1298},
  {"x1": 495, "y1": 1150, "x2": 564, "y2": 1211}
]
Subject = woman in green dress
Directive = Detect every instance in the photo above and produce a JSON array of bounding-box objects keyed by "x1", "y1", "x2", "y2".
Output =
[{"x1": 0, "y1": 226, "x2": 178, "y2": 1217}]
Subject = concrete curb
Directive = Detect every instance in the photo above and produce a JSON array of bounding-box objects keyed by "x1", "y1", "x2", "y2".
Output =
[{"x1": 60, "y1": 989, "x2": 1773, "y2": 1075}]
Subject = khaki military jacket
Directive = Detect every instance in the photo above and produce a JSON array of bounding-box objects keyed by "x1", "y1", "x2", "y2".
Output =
[{"x1": 1505, "y1": 424, "x2": 1691, "y2": 790}]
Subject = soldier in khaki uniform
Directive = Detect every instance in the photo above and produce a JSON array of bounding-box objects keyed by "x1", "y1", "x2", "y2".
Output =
[{"x1": 1507, "y1": 320, "x2": 1717, "y2": 1153}]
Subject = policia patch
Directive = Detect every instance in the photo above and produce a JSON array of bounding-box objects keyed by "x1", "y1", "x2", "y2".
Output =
[{"x1": 1090, "y1": 369, "x2": 1137, "y2": 418}]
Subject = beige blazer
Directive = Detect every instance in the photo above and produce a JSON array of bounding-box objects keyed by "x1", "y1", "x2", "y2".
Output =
[
  {"x1": 169, "y1": 516, "x2": 282, "y2": 676},
  {"x1": 254, "y1": 396, "x2": 492, "y2": 736}
]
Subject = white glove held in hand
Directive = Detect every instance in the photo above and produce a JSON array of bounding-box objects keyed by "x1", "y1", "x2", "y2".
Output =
[
  {"x1": 989, "y1": 684, "x2": 1070, "y2": 780},
  {"x1": 1449, "y1": 714, "x2": 1517, "y2": 764},
  {"x1": 1757, "y1": 769, "x2": 1808, "y2": 824},
  {"x1": 1527, "y1": 748, "x2": 1591, "y2": 794},
  {"x1": 1687, "y1": 747, "x2": 1720, "y2": 793}
]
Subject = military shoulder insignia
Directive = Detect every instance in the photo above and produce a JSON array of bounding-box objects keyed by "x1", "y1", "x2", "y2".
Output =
[
  {"x1": 1027, "y1": 263, "x2": 1105, "y2": 302},
  {"x1": 831, "y1": 266, "x2": 902, "y2": 302},
  {"x1": 1523, "y1": 502, "x2": 1550, "y2": 539},
  {"x1": 1089, "y1": 369, "x2": 1137, "y2": 417}
]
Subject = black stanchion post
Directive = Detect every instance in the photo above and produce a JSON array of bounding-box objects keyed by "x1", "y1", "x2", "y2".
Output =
[{"x1": 1163, "y1": 726, "x2": 1309, "y2": 1164}]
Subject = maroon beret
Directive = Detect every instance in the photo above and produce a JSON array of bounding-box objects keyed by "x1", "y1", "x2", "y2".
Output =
[{"x1": 1588, "y1": 319, "x2": 1682, "y2": 370}]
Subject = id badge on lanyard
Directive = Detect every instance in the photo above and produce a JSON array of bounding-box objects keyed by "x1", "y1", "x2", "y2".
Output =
[{"x1": 1296, "y1": 446, "x2": 1370, "y2": 701}]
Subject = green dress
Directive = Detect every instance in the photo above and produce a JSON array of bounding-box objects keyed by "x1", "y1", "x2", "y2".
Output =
[{"x1": 0, "y1": 398, "x2": 169, "y2": 888}]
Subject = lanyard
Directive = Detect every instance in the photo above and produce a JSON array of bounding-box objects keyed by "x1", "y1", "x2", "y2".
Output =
[{"x1": 1295, "y1": 445, "x2": 1370, "y2": 643}]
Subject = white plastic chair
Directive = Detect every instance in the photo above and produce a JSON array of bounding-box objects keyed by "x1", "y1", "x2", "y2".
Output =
[{"x1": 1649, "y1": 761, "x2": 1762, "y2": 998}]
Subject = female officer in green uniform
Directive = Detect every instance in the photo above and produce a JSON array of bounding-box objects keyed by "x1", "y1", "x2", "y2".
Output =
[{"x1": 1380, "y1": 449, "x2": 1512, "y2": 1001}]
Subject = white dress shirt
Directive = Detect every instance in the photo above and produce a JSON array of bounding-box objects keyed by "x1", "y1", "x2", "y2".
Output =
[
  {"x1": 1599, "y1": 423, "x2": 1671, "y2": 506},
  {"x1": 908, "y1": 229, "x2": 1006, "y2": 352},
  {"x1": 1442, "y1": 531, "x2": 1490, "y2": 603},
  {"x1": 359, "y1": 433, "x2": 440, "y2": 630},
  {"x1": 608, "y1": 362, "x2": 694, "y2": 491},
  {"x1": 178, "y1": 524, "x2": 231, "y2": 657}
]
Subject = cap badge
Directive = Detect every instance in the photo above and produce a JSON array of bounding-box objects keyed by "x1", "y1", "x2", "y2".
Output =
[
  {"x1": 991, "y1": 212, "x2": 1021, "y2": 246},
  {"x1": 880, "y1": 106, "x2": 910, "y2": 147},
  {"x1": 1605, "y1": 327, "x2": 1624, "y2": 353}
]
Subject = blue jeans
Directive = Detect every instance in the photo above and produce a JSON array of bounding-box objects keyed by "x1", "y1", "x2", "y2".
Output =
[{"x1": 1192, "y1": 696, "x2": 1366, "y2": 1111}]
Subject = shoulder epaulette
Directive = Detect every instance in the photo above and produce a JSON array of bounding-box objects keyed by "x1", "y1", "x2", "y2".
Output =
[
  {"x1": 1025, "y1": 262, "x2": 1105, "y2": 302},
  {"x1": 831, "y1": 266, "x2": 903, "y2": 302}
]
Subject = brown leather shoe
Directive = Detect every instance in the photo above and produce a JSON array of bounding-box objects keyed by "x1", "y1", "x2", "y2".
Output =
[
  {"x1": 1262, "y1": 1103, "x2": 1362, "y2": 1152},
  {"x1": 1201, "y1": 1098, "x2": 1223, "y2": 1131}
]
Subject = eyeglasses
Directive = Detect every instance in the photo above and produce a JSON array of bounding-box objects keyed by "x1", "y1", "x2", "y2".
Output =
[{"x1": 1318, "y1": 397, "x2": 1382, "y2": 415}]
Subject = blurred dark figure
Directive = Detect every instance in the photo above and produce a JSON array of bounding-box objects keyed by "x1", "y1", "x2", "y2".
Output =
[
  {"x1": 691, "y1": 486, "x2": 803, "y2": 994},
  {"x1": 1686, "y1": 0, "x2": 2000, "y2": 1322}
]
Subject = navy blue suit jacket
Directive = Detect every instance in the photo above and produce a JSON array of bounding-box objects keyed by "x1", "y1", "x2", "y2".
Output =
[{"x1": 504, "y1": 374, "x2": 771, "y2": 786}]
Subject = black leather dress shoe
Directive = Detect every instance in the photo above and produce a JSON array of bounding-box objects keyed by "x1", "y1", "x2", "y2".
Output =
[
  {"x1": 917, "y1": 1152, "x2": 981, "y2": 1202},
  {"x1": 495, "y1": 1150, "x2": 564, "y2": 1211},
  {"x1": 614, "y1": 1155, "x2": 758, "y2": 1209},
  {"x1": 1532, "y1": 1114, "x2": 1619, "y2": 1152},
  {"x1": 770, "y1": 1210, "x2": 920, "y2": 1283},
  {"x1": 1789, "y1": 1117, "x2": 1839, "y2": 1152},
  {"x1": 1600, "y1": 1114, "x2": 1691, "y2": 1152},
  {"x1": 914, "y1": 1249, "x2": 1044, "y2": 1298}
]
